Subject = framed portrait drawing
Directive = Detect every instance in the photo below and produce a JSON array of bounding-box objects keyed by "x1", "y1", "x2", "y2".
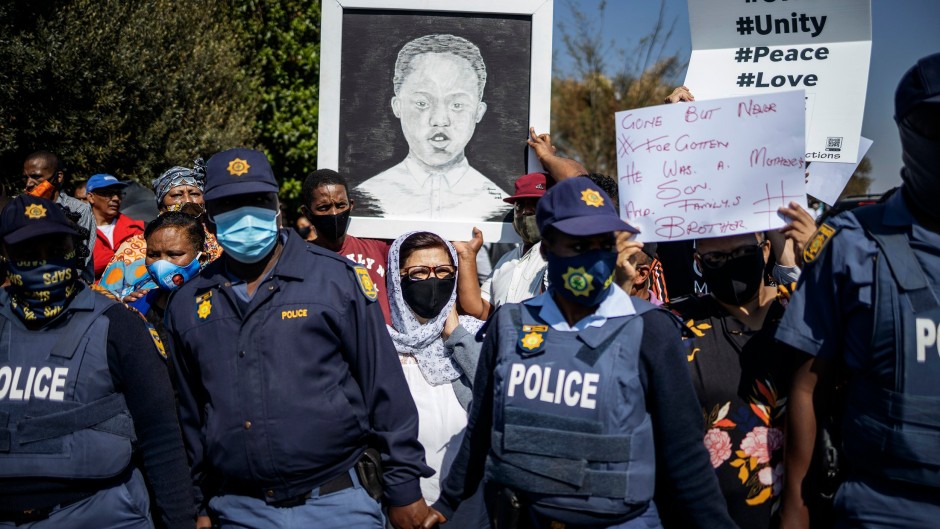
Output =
[{"x1": 318, "y1": 0, "x2": 553, "y2": 242}]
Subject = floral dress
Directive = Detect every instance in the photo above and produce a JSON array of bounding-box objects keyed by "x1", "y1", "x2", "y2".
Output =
[{"x1": 662, "y1": 290, "x2": 798, "y2": 529}]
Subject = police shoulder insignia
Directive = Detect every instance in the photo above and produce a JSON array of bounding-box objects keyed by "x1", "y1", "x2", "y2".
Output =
[
  {"x1": 802, "y1": 223, "x2": 837, "y2": 264},
  {"x1": 517, "y1": 327, "x2": 547, "y2": 357},
  {"x1": 196, "y1": 290, "x2": 213, "y2": 319},
  {"x1": 354, "y1": 266, "x2": 378, "y2": 302},
  {"x1": 148, "y1": 325, "x2": 167, "y2": 359}
]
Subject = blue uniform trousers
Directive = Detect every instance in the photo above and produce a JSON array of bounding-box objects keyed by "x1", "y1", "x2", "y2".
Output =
[
  {"x1": 208, "y1": 468, "x2": 384, "y2": 529},
  {"x1": 525, "y1": 501, "x2": 662, "y2": 529},
  {"x1": 0, "y1": 468, "x2": 154, "y2": 529},
  {"x1": 834, "y1": 474, "x2": 940, "y2": 529}
]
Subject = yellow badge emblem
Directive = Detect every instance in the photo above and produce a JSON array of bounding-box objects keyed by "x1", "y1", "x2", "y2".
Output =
[
  {"x1": 562, "y1": 266, "x2": 594, "y2": 297},
  {"x1": 148, "y1": 326, "x2": 167, "y2": 359},
  {"x1": 197, "y1": 299, "x2": 212, "y2": 319},
  {"x1": 24, "y1": 204, "x2": 47, "y2": 219},
  {"x1": 354, "y1": 266, "x2": 378, "y2": 301},
  {"x1": 581, "y1": 189, "x2": 604, "y2": 208},
  {"x1": 520, "y1": 331, "x2": 544, "y2": 351},
  {"x1": 227, "y1": 158, "x2": 250, "y2": 177},
  {"x1": 802, "y1": 223, "x2": 836, "y2": 264}
]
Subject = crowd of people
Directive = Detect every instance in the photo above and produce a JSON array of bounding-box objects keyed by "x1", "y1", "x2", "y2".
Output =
[{"x1": 0, "y1": 47, "x2": 938, "y2": 529}]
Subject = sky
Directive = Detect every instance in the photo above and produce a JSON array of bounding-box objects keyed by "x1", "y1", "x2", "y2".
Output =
[{"x1": 552, "y1": 0, "x2": 940, "y2": 194}]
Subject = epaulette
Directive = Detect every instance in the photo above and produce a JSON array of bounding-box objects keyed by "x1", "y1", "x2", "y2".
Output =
[{"x1": 303, "y1": 243, "x2": 379, "y2": 302}]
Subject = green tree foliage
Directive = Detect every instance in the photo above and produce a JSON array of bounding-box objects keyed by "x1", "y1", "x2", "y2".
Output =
[
  {"x1": 0, "y1": 0, "x2": 259, "y2": 194},
  {"x1": 551, "y1": 0, "x2": 684, "y2": 177},
  {"x1": 232, "y1": 0, "x2": 320, "y2": 211}
]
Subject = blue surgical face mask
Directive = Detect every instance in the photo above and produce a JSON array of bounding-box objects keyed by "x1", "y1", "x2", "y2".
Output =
[
  {"x1": 147, "y1": 253, "x2": 202, "y2": 291},
  {"x1": 547, "y1": 249, "x2": 617, "y2": 306},
  {"x1": 213, "y1": 206, "x2": 279, "y2": 263}
]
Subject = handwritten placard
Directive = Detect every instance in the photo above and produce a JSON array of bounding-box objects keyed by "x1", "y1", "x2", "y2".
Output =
[{"x1": 615, "y1": 91, "x2": 807, "y2": 243}]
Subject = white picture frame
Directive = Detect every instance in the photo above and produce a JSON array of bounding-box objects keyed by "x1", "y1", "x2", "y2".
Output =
[{"x1": 318, "y1": 0, "x2": 554, "y2": 243}]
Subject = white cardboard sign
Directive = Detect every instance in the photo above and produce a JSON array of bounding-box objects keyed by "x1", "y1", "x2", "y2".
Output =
[
  {"x1": 683, "y1": 0, "x2": 871, "y2": 164},
  {"x1": 615, "y1": 91, "x2": 807, "y2": 243},
  {"x1": 805, "y1": 136, "x2": 873, "y2": 205}
]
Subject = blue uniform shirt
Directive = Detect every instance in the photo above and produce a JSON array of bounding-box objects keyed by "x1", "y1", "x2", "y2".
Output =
[
  {"x1": 777, "y1": 191, "x2": 940, "y2": 384},
  {"x1": 165, "y1": 229, "x2": 432, "y2": 509}
]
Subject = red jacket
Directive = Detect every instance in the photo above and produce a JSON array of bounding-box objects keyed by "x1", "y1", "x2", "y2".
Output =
[{"x1": 93, "y1": 213, "x2": 144, "y2": 280}]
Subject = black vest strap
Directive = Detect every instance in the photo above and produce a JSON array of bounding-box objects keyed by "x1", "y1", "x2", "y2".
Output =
[{"x1": 17, "y1": 393, "x2": 134, "y2": 444}]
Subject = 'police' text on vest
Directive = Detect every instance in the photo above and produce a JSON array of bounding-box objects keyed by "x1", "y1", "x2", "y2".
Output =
[{"x1": 507, "y1": 363, "x2": 599, "y2": 409}]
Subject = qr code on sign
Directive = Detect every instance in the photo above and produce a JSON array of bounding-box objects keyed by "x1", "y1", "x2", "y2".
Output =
[{"x1": 826, "y1": 137, "x2": 843, "y2": 151}]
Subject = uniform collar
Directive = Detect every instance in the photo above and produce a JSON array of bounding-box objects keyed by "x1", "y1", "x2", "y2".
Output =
[
  {"x1": 191, "y1": 229, "x2": 305, "y2": 291},
  {"x1": 883, "y1": 189, "x2": 915, "y2": 227},
  {"x1": 524, "y1": 285, "x2": 636, "y2": 332}
]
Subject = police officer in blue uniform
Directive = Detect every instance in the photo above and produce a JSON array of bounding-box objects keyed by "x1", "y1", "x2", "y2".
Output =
[
  {"x1": 0, "y1": 195, "x2": 194, "y2": 528},
  {"x1": 777, "y1": 52, "x2": 940, "y2": 529},
  {"x1": 422, "y1": 179, "x2": 737, "y2": 529},
  {"x1": 164, "y1": 149, "x2": 434, "y2": 529}
]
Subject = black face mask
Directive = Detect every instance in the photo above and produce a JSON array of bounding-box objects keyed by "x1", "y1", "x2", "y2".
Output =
[
  {"x1": 899, "y1": 118, "x2": 940, "y2": 223},
  {"x1": 306, "y1": 209, "x2": 351, "y2": 241},
  {"x1": 701, "y1": 250, "x2": 765, "y2": 305},
  {"x1": 401, "y1": 277, "x2": 455, "y2": 319},
  {"x1": 296, "y1": 226, "x2": 312, "y2": 239}
]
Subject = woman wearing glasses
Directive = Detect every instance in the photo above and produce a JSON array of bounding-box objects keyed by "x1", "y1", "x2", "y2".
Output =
[
  {"x1": 660, "y1": 231, "x2": 809, "y2": 529},
  {"x1": 386, "y1": 231, "x2": 490, "y2": 529}
]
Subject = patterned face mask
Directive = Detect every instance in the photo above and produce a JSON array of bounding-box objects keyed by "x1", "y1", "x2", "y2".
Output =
[
  {"x1": 547, "y1": 249, "x2": 617, "y2": 306},
  {"x1": 6, "y1": 252, "x2": 80, "y2": 323}
]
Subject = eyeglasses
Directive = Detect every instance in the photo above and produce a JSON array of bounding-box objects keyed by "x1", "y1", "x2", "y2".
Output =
[
  {"x1": 697, "y1": 243, "x2": 764, "y2": 269},
  {"x1": 400, "y1": 264, "x2": 456, "y2": 281},
  {"x1": 89, "y1": 189, "x2": 124, "y2": 198}
]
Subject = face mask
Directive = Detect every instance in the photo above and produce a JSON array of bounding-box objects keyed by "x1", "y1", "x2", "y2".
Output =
[
  {"x1": 401, "y1": 277, "x2": 455, "y2": 319},
  {"x1": 513, "y1": 213, "x2": 541, "y2": 245},
  {"x1": 28, "y1": 180, "x2": 57, "y2": 200},
  {"x1": 547, "y1": 249, "x2": 617, "y2": 306},
  {"x1": 6, "y1": 254, "x2": 79, "y2": 323},
  {"x1": 296, "y1": 226, "x2": 312, "y2": 240},
  {"x1": 213, "y1": 206, "x2": 279, "y2": 264},
  {"x1": 701, "y1": 249, "x2": 765, "y2": 305},
  {"x1": 166, "y1": 201, "x2": 206, "y2": 220},
  {"x1": 306, "y1": 209, "x2": 351, "y2": 241},
  {"x1": 147, "y1": 253, "x2": 202, "y2": 290},
  {"x1": 899, "y1": 119, "x2": 940, "y2": 222}
]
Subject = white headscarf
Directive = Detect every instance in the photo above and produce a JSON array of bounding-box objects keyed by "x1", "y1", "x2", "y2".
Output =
[{"x1": 387, "y1": 231, "x2": 483, "y2": 385}]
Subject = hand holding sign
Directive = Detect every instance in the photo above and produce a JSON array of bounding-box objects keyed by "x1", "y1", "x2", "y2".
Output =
[{"x1": 615, "y1": 91, "x2": 807, "y2": 243}]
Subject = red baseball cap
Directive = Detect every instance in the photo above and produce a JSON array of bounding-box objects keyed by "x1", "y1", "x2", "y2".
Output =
[{"x1": 503, "y1": 173, "x2": 547, "y2": 204}]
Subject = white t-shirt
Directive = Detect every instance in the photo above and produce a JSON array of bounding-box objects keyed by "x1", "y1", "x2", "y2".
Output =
[
  {"x1": 480, "y1": 241, "x2": 547, "y2": 307},
  {"x1": 399, "y1": 356, "x2": 468, "y2": 504},
  {"x1": 97, "y1": 220, "x2": 117, "y2": 246}
]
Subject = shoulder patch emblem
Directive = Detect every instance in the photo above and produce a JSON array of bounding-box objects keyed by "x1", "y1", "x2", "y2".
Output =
[
  {"x1": 148, "y1": 325, "x2": 167, "y2": 359},
  {"x1": 803, "y1": 223, "x2": 836, "y2": 264},
  {"x1": 354, "y1": 266, "x2": 378, "y2": 302}
]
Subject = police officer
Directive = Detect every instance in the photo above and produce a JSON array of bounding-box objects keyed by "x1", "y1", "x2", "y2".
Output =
[
  {"x1": 422, "y1": 178, "x2": 737, "y2": 529},
  {"x1": 0, "y1": 195, "x2": 193, "y2": 528},
  {"x1": 164, "y1": 149, "x2": 434, "y2": 529},
  {"x1": 777, "y1": 53, "x2": 940, "y2": 529}
]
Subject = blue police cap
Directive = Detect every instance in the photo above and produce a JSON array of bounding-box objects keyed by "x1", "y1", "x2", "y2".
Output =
[
  {"x1": 536, "y1": 178, "x2": 638, "y2": 237},
  {"x1": 86, "y1": 173, "x2": 129, "y2": 194},
  {"x1": 204, "y1": 148, "x2": 279, "y2": 201},
  {"x1": 895, "y1": 52, "x2": 940, "y2": 123},
  {"x1": 0, "y1": 195, "x2": 78, "y2": 245}
]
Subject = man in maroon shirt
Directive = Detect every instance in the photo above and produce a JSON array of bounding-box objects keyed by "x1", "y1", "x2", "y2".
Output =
[{"x1": 301, "y1": 169, "x2": 393, "y2": 324}]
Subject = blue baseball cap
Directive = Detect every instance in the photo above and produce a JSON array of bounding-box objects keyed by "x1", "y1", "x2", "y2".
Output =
[
  {"x1": 895, "y1": 52, "x2": 940, "y2": 123},
  {"x1": 536, "y1": 178, "x2": 638, "y2": 236},
  {"x1": 86, "y1": 173, "x2": 129, "y2": 194},
  {"x1": 204, "y1": 148, "x2": 279, "y2": 201},
  {"x1": 1, "y1": 195, "x2": 78, "y2": 245}
]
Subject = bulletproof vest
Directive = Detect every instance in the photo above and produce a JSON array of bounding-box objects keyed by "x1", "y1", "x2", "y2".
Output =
[
  {"x1": 840, "y1": 204, "x2": 940, "y2": 487},
  {"x1": 486, "y1": 300, "x2": 657, "y2": 515},
  {"x1": 0, "y1": 288, "x2": 137, "y2": 480}
]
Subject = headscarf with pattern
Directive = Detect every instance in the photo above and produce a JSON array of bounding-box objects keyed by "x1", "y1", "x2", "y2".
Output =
[
  {"x1": 152, "y1": 158, "x2": 207, "y2": 206},
  {"x1": 386, "y1": 231, "x2": 483, "y2": 385}
]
